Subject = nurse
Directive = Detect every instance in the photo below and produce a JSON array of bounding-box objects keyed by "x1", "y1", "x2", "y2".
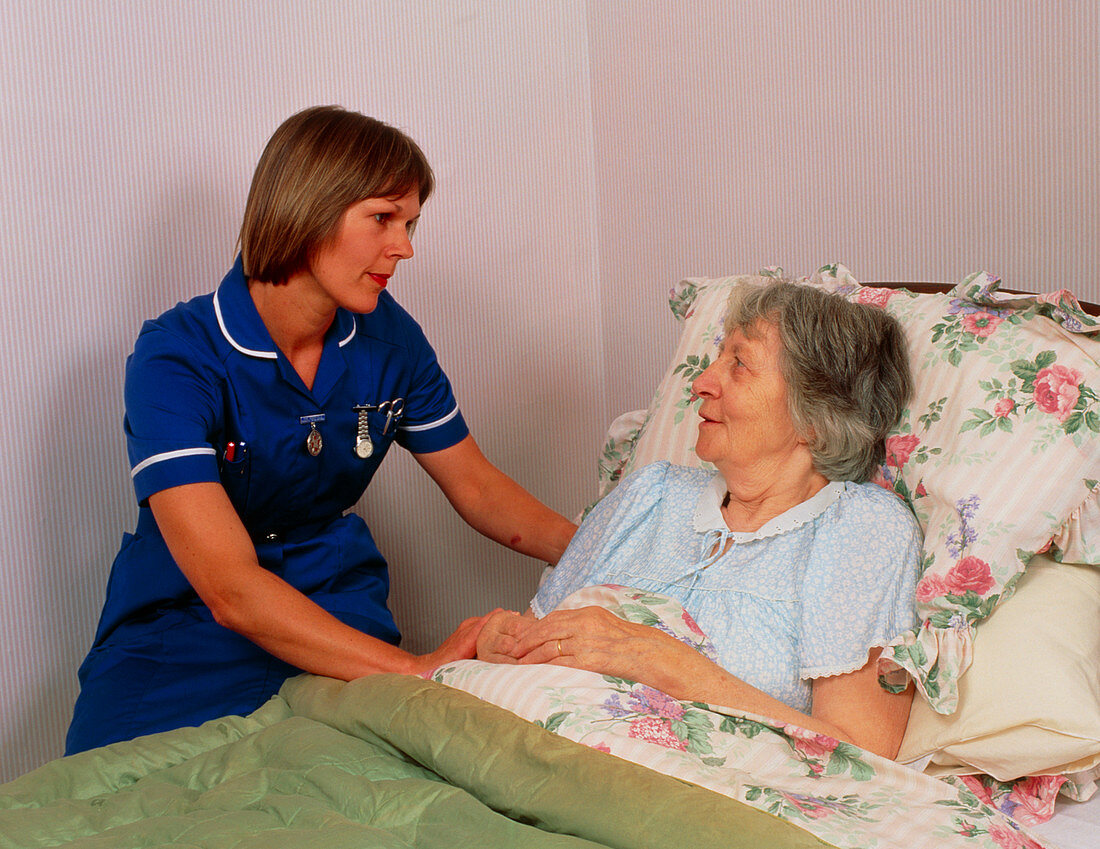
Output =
[{"x1": 66, "y1": 106, "x2": 577, "y2": 754}]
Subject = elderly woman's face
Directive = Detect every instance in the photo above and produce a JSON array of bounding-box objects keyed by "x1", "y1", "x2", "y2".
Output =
[{"x1": 692, "y1": 321, "x2": 803, "y2": 478}]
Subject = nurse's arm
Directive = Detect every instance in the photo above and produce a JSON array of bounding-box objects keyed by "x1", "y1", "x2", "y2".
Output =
[
  {"x1": 148, "y1": 482, "x2": 491, "y2": 678},
  {"x1": 413, "y1": 434, "x2": 577, "y2": 564}
]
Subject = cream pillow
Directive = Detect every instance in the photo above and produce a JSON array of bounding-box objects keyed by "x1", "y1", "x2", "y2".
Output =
[{"x1": 898, "y1": 553, "x2": 1100, "y2": 780}]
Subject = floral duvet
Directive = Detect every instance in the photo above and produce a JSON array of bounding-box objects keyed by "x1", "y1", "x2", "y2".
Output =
[
  {"x1": 429, "y1": 586, "x2": 1054, "y2": 849},
  {"x1": 0, "y1": 588, "x2": 1056, "y2": 849}
]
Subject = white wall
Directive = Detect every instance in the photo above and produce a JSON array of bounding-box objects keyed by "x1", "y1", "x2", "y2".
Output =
[
  {"x1": 586, "y1": 0, "x2": 1100, "y2": 416},
  {"x1": 1, "y1": 0, "x2": 1096, "y2": 781}
]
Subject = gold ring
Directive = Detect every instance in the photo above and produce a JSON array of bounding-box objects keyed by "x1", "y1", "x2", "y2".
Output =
[{"x1": 556, "y1": 639, "x2": 563, "y2": 657}]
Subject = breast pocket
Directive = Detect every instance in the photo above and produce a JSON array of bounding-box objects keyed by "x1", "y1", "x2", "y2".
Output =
[{"x1": 218, "y1": 439, "x2": 251, "y2": 507}]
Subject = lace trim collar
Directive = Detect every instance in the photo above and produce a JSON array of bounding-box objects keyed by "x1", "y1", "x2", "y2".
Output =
[{"x1": 692, "y1": 472, "x2": 847, "y2": 543}]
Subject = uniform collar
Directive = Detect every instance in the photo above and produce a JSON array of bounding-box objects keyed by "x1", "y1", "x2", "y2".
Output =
[
  {"x1": 692, "y1": 471, "x2": 846, "y2": 542},
  {"x1": 212, "y1": 255, "x2": 358, "y2": 360}
]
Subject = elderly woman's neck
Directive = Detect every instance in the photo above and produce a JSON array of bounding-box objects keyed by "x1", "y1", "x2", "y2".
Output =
[{"x1": 719, "y1": 460, "x2": 830, "y2": 533}]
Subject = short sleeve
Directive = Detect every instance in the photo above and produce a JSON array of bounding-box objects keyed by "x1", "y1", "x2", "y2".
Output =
[
  {"x1": 382, "y1": 299, "x2": 469, "y2": 454},
  {"x1": 798, "y1": 484, "x2": 922, "y2": 680},
  {"x1": 124, "y1": 325, "x2": 223, "y2": 504},
  {"x1": 532, "y1": 462, "x2": 673, "y2": 617}
]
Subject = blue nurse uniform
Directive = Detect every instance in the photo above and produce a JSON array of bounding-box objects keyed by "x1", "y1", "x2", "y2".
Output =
[{"x1": 65, "y1": 257, "x2": 469, "y2": 754}]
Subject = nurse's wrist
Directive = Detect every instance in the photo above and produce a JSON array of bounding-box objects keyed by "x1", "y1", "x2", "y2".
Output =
[
  {"x1": 371, "y1": 646, "x2": 423, "y2": 677},
  {"x1": 398, "y1": 652, "x2": 439, "y2": 677}
]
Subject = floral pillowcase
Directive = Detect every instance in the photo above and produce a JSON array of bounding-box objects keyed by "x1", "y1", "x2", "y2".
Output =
[{"x1": 596, "y1": 264, "x2": 1100, "y2": 714}]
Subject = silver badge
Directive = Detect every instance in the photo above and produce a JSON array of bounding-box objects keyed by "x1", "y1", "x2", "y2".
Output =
[
  {"x1": 305, "y1": 423, "x2": 323, "y2": 456},
  {"x1": 299, "y1": 413, "x2": 326, "y2": 457}
]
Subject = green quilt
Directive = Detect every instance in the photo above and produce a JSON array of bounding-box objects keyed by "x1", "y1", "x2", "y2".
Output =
[{"x1": 0, "y1": 675, "x2": 828, "y2": 848}]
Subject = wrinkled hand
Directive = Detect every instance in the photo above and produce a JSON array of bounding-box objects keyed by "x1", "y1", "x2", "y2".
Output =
[
  {"x1": 476, "y1": 609, "x2": 534, "y2": 663},
  {"x1": 409, "y1": 610, "x2": 499, "y2": 676},
  {"x1": 505, "y1": 606, "x2": 702, "y2": 697}
]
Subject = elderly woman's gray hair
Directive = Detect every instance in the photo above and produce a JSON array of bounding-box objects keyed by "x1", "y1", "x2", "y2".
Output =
[{"x1": 723, "y1": 280, "x2": 912, "y2": 482}]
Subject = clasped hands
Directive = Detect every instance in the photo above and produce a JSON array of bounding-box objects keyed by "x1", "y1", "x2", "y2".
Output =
[{"x1": 474, "y1": 605, "x2": 701, "y2": 698}]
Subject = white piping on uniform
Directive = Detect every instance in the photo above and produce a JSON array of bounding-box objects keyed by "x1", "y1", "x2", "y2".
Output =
[
  {"x1": 213, "y1": 288, "x2": 277, "y2": 359},
  {"x1": 338, "y1": 319, "x2": 357, "y2": 347},
  {"x1": 131, "y1": 447, "x2": 217, "y2": 478},
  {"x1": 400, "y1": 406, "x2": 459, "y2": 432}
]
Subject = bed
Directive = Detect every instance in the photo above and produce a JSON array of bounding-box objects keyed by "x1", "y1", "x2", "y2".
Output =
[{"x1": 1, "y1": 266, "x2": 1098, "y2": 849}]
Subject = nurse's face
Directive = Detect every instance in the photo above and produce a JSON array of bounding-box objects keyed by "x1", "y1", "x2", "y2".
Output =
[{"x1": 306, "y1": 189, "x2": 421, "y2": 314}]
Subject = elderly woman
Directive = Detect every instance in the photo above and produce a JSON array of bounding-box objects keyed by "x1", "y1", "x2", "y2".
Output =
[
  {"x1": 66, "y1": 106, "x2": 576, "y2": 754},
  {"x1": 479, "y1": 281, "x2": 920, "y2": 759}
]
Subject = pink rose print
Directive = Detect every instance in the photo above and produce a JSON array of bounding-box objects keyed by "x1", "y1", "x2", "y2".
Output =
[
  {"x1": 787, "y1": 727, "x2": 839, "y2": 760},
  {"x1": 959, "y1": 775, "x2": 995, "y2": 806},
  {"x1": 855, "y1": 287, "x2": 898, "y2": 308},
  {"x1": 961, "y1": 311, "x2": 1005, "y2": 337},
  {"x1": 591, "y1": 742, "x2": 612, "y2": 754},
  {"x1": 945, "y1": 556, "x2": 995, "y2": 596},
  {"x1": 993, "y1": 397, "x2": 1015, "y2": 418},
  {"x1": 915, "y1": 482, "x2": 928, "y2": 497},
  {"x1": 987, "y1": 821, "x2": 1028, "y2": 849},
  {"x1": 915, "y1": 573, "x2": 949, "y2": 603},
  {"x1": 1007, "y1": 775, "x2": 1064, "y2": 825},
  {"x1": 680, "y1": 609, "x2": 707, "y2": 639},
  {"x1": 1033, "y1": 364, "x2": 1083, "y2": 422},
  {"x1": 627, "y1": 716, "x2": 687, "y2": 751},
  {"x1": 784, "y1": 725, "x2": 839, "y2": 775},
  {"x1": 885, "y1": 434, "x2": 920, "y2": 469},
  {"x1": 1038, "y1": 289, "x2": 1073, "y2": 307}
]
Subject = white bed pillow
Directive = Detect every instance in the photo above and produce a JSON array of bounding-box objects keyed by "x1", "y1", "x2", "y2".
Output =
[{"x1": 898, "y1": 552, "x2": 1100, "y2": 780}]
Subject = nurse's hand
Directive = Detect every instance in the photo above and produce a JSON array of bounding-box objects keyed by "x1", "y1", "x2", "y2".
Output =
[{"x1": 409, "y1": 610, "x2": 500, "y2": 676}]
